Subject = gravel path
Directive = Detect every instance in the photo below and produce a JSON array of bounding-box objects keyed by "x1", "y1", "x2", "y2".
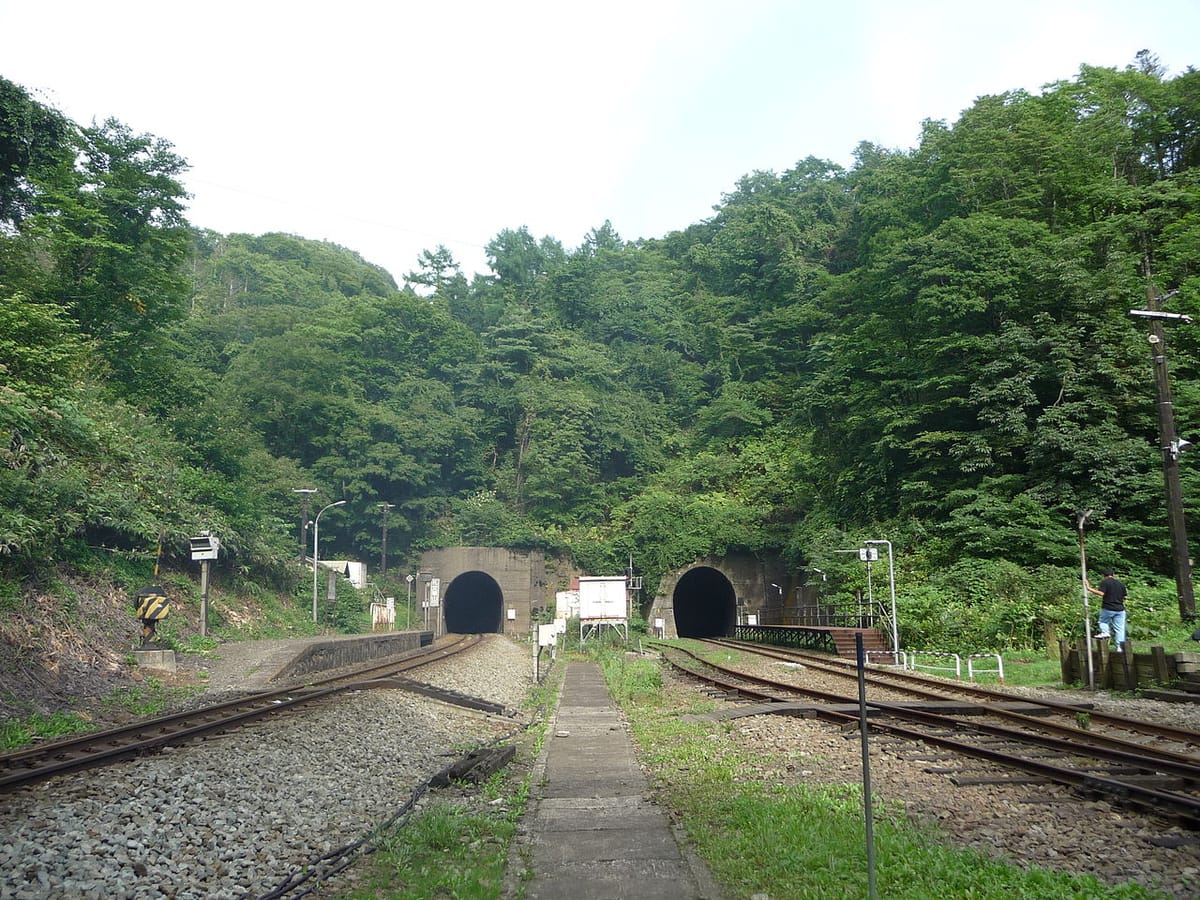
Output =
[{"x1": 0, "y1": 635, "x2": 535, "y2": 900}]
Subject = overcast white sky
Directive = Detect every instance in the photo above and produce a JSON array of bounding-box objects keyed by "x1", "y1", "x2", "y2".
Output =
[{"x1": 3, "y1": 1, "x2": 1198, "y2": 282}]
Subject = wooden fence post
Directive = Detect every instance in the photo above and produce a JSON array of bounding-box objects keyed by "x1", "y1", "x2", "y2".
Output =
[{"x1": 1151, "y1": 645, "x2": 1172, "y2": 684}]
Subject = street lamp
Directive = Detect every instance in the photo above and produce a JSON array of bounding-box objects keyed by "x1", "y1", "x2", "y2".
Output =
[
  {"x1": 312, "y1": 500, "x2": 346, "y2": 623},
  {"x1": 865, "y1": 539, "x2": 898, "y2": 657}
]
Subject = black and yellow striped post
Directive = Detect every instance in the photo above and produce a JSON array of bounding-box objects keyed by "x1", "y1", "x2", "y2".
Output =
[{"x1": 135, "y1": 584, "x2": 170, "y2": 646}]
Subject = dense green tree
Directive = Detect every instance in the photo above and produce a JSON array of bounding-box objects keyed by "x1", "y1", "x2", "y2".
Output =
[
  {"x1": 6, "y1": 56, "x2": 1200, "y2": 627},
  {"x1": 0, "y1": 77, "x2": 72, "y2": 230},
  {"x1": 404, "y1": 244, "x2": 461, "y2": 295}
]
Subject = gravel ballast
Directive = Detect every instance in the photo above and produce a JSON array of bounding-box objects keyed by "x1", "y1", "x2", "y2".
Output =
[
  {"x1": 6, "y1": 636, "x2": 1200, "y2": 898},
  {"x1": 0, "y1": 635, "x2": 536, "y2": 900}
]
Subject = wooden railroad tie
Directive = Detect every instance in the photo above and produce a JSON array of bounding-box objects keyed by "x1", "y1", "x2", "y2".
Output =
[{"x1": 431, "y1": 745, "x2": 516, "y2": 787}]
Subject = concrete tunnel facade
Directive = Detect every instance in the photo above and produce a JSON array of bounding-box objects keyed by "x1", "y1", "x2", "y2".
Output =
[
  {"x1": 414, "y1": 547, "x2": 790, "y2": 639},
  {"x1": 649, "y1": 555, "x2": 792, "y2": 639},
  {"x1": 416, "y1": 547, "x2": 559, "y2": 636}
]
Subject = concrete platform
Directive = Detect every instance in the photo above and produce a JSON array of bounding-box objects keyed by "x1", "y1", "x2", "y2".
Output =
[
  {"x1": 201, "y1": 630, "x2": 433, "y2": 692},
  {"x1": 507, "y1": 662, "x2": 723, "y2": 899}
]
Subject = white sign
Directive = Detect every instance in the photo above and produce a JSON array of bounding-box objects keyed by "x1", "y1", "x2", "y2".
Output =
[
  {"x1": 428, "y1": 577, "x2": 441, "y2": 607},
  {"x1": 578, "y1": 576, "x2": 627, "y2": 621},
  {"x1": 859, "y1": 547, "x2": 879, "y2": 562},
  {"x1": 538, "y1": 623, "x2": 558, "y2": 647},
  {"x1": 556, "y1": 590, "x2": 580, "y2": 618},
  {"x1": 190, "y1": 534, "x2": 220, "y2": 561}
]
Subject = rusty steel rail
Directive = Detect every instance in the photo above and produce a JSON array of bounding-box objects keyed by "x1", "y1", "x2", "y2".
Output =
[
  {"x1": 705, "y1": 637, "x2": 1200, "y2": 750},
  {"x1": 0, "y1": 634, "x2": 485, "y2": 794}
]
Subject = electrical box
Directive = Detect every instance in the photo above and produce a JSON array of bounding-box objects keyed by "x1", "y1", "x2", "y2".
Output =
[{"x1": 190, "y1": 534, "x2": 221, "y2": 561}]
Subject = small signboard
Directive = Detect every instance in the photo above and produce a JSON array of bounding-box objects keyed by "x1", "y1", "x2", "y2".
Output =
[{"x1": 190, "y1": 534, "x2": 220, "y2": 561}]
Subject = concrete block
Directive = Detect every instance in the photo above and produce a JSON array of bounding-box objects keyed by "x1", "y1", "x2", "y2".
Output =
[{"x1": 133, "y1": 649, "x2": 177, "y2": 673}]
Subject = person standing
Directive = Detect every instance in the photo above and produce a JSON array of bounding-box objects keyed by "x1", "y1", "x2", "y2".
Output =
[{"x1": 1086, "y1": 567, "x2": 1128, "y2": 648}]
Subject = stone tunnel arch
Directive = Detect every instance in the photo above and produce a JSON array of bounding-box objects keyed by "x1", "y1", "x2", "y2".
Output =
[
  {"x1": 444, "y1": 570, "x2": 504, "y2": 634},
  {"x1": 672, "y1": 566, "x2": 737, "y2": 638}
]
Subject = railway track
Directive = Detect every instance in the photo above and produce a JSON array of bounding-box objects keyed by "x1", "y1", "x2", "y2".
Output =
[
  {"x1": 1, "y1": 634, "x2": 532, "y2": 899},
  {"x1": 0, "y1": 633, "x2": 492, "y2": 794},
  {"x1": 708, "y1": 637, "x2": 1200, "y2": 752},
  {"x1": 657, "y1": 641, "x2": 1200, "y2": 828}
]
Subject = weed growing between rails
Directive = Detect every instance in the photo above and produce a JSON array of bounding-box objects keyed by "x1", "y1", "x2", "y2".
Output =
[{"x1": 326, "y1": 661, "x2": 560, "y2": 899}]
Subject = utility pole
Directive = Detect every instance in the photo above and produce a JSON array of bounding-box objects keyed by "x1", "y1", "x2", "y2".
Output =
[
  {"x1": 377, "y1": 501, "x2": 394, "y2": 576},
  {"x1": 292, "y1": 488, "x2": 317, "y2": 564},
  {"x1": 1132, "y1": 278, "x2": 1196, "y2": 621}
]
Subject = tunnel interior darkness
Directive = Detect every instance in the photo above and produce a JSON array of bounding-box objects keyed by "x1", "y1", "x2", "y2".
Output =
[
  {"x1": 672, "y1": 566, "x2": 737, "y2": 638},
  {"x1": 443, "y1": 570, "x2": 504, "y2": 634}
]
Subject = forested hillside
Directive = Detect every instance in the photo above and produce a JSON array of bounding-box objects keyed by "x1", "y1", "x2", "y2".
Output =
[{"x1": 3, "y1": 53, "x2": 1199, "y2": 649}]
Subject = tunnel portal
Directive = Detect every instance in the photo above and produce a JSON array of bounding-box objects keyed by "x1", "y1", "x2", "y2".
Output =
[
  {"x1": 444, "y1": 570, "x2": 504, "y2": 634},
  {"x1": 672, "y1": 566, "x2": 737, "y2": 638}
]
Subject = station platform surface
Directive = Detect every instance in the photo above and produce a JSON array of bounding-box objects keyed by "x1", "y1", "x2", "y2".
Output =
[{"x1": 507, "y1": 662, "x2": 723, "y2": 899}]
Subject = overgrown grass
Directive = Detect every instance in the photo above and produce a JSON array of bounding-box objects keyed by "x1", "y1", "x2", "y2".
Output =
[
  {"x1": 0, "y1": 709, "x2": 93, "y2": 750},
  {"x1": 101, "y1": 676, "x2": 203, "y2": 718},
  {"x1": 992, "y1": 652, "x2": 1065, "y2": 688},
  {"x1": 331, "y1": 667, "x2": 558, "y2": 899},
  {"x1": 340, "y1": 798, "x2": 517, "y2": 900},
  {"x1": 598, "y1": 648, "x2": 1170, "y2": 900}
]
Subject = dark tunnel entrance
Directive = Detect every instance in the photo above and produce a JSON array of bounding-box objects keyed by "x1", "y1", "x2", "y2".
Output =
[
  {"x1": 672, "y1": 566, "x2": 737, "y2": 638},
  {"x1": 443, "y1": 571, "x2": 504, "y2": 634}
]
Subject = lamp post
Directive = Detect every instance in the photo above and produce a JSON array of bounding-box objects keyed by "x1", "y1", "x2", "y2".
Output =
[
  {"x1": 865, "y1": 539, "x2": 898, "y2": 658},
  {"x1": 312, "y1": 500, "x2": 346, "y2": 623},
  {"x1": 405, "y1": 573, "x2": 414, "y2": 630},
  {"x1": 292, "y1": 488, "x2": 317, "y2": 564},
  {"x1": 1129, "y1": 285, "x2": 1196, "y2": 621}
]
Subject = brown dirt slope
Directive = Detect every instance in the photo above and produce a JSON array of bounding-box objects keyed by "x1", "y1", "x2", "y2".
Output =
[{"x1": 0, "y1": 574, "x2": 147, "y2": 720}]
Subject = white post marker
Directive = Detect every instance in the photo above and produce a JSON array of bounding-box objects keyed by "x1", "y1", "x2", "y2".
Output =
[
  {"x1": 865, "y1": 540, "x2": 898, "y2": 661},
  {"x1": 1077, "y1": 511, "x2": 1095, "y2": 690}
]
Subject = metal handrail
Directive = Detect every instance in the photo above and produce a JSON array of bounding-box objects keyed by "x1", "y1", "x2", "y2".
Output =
[{"x1": 787, "y1": 600, "x2": 882, "y2": 630}]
